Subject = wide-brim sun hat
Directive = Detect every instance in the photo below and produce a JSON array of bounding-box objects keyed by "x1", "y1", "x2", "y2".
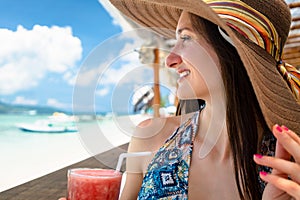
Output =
[{"x1": 109, "y1": 0, "x2": 300, "y2": 134}]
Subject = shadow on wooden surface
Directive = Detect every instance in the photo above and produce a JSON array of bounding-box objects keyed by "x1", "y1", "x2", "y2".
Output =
[{"x1": 1, "y1": 143, "x2": 128, "y2": 200}]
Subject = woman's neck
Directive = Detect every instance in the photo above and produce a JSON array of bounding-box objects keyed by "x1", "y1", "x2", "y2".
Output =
[{"x1": 196, "y1": 98, "x2": 230, "y2": 161}]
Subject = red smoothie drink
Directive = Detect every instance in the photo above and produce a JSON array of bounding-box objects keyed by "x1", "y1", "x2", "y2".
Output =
[{"x1": 67, "y1": 168, "x2": 122, "y2": 200}]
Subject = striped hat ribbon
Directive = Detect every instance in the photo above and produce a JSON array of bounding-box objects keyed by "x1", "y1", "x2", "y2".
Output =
[
  {"x1": 204, "y1": 0, "x2": 282, "y2": 61},
  {"x1": 204, "y1": 0, "x2": 300, "y2": 101},
  {"x1": 277, "y1": 61, "x2": 300, "y2": 101}
]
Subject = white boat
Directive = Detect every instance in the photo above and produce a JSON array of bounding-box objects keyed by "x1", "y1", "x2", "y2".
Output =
[{"x1": 16, "y1": 112, "x2": 78, "y2": 133}]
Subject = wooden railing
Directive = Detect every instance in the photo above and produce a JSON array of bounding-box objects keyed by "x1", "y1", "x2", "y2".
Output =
[{"x1": 0, "y1": 143, "x2": 128, "y2": 200}]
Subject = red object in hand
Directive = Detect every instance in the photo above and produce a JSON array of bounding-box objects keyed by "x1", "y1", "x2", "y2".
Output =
[{"x1": 67, "y1": 168, "x2": 122, "y2": 200}]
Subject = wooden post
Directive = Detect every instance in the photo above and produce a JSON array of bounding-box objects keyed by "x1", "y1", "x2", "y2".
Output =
[{"x1": 153, "y1": 48, "x2": 160, "y2": 117}]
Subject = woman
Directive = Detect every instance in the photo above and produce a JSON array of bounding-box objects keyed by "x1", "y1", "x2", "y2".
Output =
[{"x1": 109, "y1": 0, "x2": 300, "y2": 199}]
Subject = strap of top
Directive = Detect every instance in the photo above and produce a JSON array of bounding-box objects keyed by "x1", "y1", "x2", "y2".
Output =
[{"x1": 138, "y1": 111, "x2": 200, "y2": 199}]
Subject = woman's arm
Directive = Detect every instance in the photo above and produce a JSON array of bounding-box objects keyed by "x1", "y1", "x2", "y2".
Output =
[
  {"x1": 119, "y1": 138, "x2": 146, "y2": 200},
  {"x1": 120, "y1": 118, "x2": 157, "y2": 200},
  {"x1": 119, "y1": 171, "x2": 143, "y2": 200}
]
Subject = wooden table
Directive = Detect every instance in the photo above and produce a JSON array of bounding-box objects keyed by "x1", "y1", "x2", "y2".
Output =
[{"x1": 1, "y1": 143, "x2": 128, "y2": 200}]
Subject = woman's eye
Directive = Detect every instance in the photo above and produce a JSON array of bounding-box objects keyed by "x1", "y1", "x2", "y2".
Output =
[{"x1": 180, "y1": 34, "x2": 191, "y2": 41}]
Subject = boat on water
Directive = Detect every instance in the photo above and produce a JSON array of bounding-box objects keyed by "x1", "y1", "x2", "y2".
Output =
[{"x1": 16, "y1": 112, "x2": 78, "y2": 133}]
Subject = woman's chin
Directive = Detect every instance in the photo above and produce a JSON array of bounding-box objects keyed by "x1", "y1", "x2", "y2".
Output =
[{"x1": 177, "y1": 90, "x2": 204, "y2": 100}]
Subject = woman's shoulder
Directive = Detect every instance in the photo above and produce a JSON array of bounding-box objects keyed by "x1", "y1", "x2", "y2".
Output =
[
  {"x1": 129, "y1": 113, "x2": 196, "y2": 152},
  {"x1": 128, "y1": 116, "x2": 175, "y2": 151},
  {"x1": 139, "y1": 112, "x2": 197, "y2": 128}
]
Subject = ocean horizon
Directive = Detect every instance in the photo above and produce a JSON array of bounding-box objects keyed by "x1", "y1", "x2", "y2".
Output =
[{"x1": 0, "y1": 113, "x2": 147, "y2": 192}]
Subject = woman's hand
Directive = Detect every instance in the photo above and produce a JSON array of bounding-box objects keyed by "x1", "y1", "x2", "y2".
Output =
[{"x1": 253, "y1": 124, "x2": 300, "y2": 200}]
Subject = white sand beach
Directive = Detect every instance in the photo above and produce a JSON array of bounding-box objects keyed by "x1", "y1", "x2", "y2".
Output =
[{"x1": 0, "y1": 114, "x2": 149, "y2": 192}]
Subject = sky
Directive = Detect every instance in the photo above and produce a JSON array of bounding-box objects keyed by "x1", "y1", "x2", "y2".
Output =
[
  {"x1": 0, "y1": 0, "x2": 115, "y2": 111},
  {"x1": 3, "y1": 0, "x2": 294, "y2": 114},
  {"x1": 0, "y1": 0, "x2": 170, "y2": 114}
]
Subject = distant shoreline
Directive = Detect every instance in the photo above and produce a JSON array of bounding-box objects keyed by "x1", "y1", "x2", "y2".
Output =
[{"x1": 0, "y1": 113, "x2": 148, "y2": 192}]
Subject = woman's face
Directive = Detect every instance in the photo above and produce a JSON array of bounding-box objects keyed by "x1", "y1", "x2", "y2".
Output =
[{"x1": 166, "y1": 12, "x2": 222, "y2": 101}]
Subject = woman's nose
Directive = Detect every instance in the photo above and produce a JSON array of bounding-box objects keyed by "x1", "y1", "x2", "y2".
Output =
[{"x1": 165, "y1": 52, "x2": 182, "y2": 68}]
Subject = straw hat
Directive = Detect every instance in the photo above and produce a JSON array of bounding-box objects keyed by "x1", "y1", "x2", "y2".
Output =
[{"x1": 109, "y1": 0, "x2": 300, "y2": 134}]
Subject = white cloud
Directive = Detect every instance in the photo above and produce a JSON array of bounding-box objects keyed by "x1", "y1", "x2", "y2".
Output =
[
  {"x1": 98, "y1": 0, "x2": 138, "y2": 32},
  {"x1": 95, "y1": 88, "x2": 109, "y2": 96},
  {"x1": 12, "y1": 96, "x2": 38, "y2": 105},
  {"x1": 99, "y1": 0, "x2": 163, "y2": 40},
  {"x1": 74, "y1": 3, "x2": 164, "y2": 92},
  {"x1": 47, "y1": 98, "x2": 70, "y2": 109},
  {"x1": 0, "y1": 25, "x2": 82, "y2": 95},
  {"x1": 76, "y1": 38, "x2": 145, "y2": 87},
  {"x1": 74, "y1": 65, "x2": 102, "y2": 87},
  {"x1": 99, "y1": 63, "x2": 139, "y2": 85},
  {"x1": 63, "y1": 70, "x2": 78, "y2": 85}
]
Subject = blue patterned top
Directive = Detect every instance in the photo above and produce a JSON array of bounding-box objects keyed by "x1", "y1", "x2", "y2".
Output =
[
  {"x1": 137, "y1": 111, "x2": 200, "y2": 200},
  {"x1": 137, "y1": 110, "x2": 275, "y2": 199}
]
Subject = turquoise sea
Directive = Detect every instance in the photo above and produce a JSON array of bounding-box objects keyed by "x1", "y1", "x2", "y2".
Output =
[{"x1": 0, "y1": 113, "x2": 140, "y2": 192}]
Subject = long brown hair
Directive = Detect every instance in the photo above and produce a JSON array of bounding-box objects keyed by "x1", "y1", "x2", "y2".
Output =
[{"x1": 187, "y1": 13, "x2": 271, "y2": 200}]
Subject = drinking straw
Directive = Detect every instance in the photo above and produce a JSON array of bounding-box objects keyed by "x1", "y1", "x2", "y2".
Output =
[{"x1": 115, "y1": 152, "x2": 152, "y2": 172}]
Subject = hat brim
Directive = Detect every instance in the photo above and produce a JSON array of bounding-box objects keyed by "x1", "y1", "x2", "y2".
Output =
[{"x1": 109, "y1": 0, "x2": 300, "y2": 133}]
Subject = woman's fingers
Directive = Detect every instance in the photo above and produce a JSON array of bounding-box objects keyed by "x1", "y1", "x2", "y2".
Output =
[
  {"x1": 283, "y1": 126, "x2": 300, "y2": 144},
  {"x1": 273, "y1": 125, "x2": 291, "y2": 161},
  {"x1": 254, "y1": 124, "x2": 300, "y2": 199},
  {"x1": 274, "y1": 125, "x2": 300, "y2": 163},
  {"x1": 269, "y1": 126, "x2": 291, "y2": 179},
  {"x1": 254, "y1": 154, "x2": 300, "y2": 183},
  {"x1": 254, "y1": 125, "x2": 300, "y2": 181},
  {"x1": 259, "y1": 172, "x2": 300, "y2": 199}
]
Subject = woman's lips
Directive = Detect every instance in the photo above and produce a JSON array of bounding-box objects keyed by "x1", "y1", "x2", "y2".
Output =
[
  {"x1": 177, "y1": 69, "x2": 190, "y2": 83},
  {"x1": 179, "y1": 70, "x2": 190, "y2": 78}
]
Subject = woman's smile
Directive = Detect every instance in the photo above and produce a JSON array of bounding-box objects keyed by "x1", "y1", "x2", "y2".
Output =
[{"x1": 177, "y1": 68, "x2": 191, "y2": 83}]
